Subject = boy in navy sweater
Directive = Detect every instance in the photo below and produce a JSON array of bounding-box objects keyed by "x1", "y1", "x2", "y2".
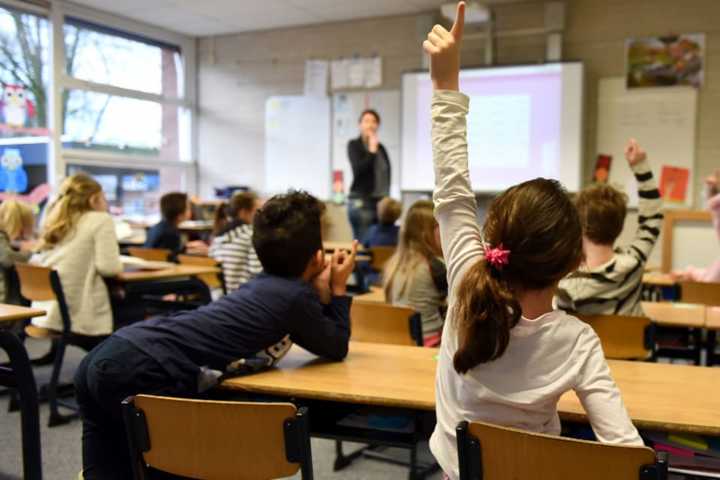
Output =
[{"x1": 75, "y1": 190, "x2": 357, "y2": 480}]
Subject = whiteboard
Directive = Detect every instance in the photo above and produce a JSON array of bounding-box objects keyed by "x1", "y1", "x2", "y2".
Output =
[
  {"x1": 596, "y1": 77, "x2": 697, "y2": 206},
  {"x1": 332, "y1": 90, "x2": 401, "y2": 198},
  {"x1": 265, "y1": 96, "x2": 331, "y2": 199}
]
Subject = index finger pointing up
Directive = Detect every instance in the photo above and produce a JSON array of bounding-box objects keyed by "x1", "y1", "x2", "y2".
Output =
[{"x1": 451, "y1": 1, "x2": 466, "y2": 41}]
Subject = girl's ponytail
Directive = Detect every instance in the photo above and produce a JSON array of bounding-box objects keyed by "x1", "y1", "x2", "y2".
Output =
[{"x1": 453, "y1": 258, "x2": 521, "y2": 374}]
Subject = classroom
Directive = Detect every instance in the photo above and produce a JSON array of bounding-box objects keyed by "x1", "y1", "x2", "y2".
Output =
[{"x1": 0, "y1": 0, "x2": 719, "y2": 479}]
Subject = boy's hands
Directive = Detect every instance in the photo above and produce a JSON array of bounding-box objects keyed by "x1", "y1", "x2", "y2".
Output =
[
  {"x1": 624, "y1": 138, "x2": 647, "y2": 167},
  {"x1": 312, "y1": 259, "x2": 332, "y2": 305},
  {"x1": 423, "y1": 1, "x2": 465, "y2": 91},
  {"x1": 330, "y1": 240, "x2": 358, "y2": 297}
]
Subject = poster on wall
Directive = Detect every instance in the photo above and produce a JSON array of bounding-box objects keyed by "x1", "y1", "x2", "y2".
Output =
[{"x1": 626, "y1": 34, "x2": 704, "y2": 88}]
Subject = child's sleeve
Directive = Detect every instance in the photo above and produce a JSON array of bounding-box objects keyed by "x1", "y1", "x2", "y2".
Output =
[
  {"x1": 0, "y1": 234, "x2": 30, "y2": 268},
  {"x1": 431, "y1": 91, "x2": 485, "y2": 291},
  {"x1": 626, "y1": 159, "x2": 663, "y2": 264},
  {"x1": 94, "y1": 215, "x2": 123, "y2": 277},
  {"x1": 286, "y1": 292, "x2": 351, "y2": 361},
  {"x1": 709, "y1": 193, "x2": 720, "y2": 242},
  {"x1": 574, "y1": 330, "x2": 643, "y2": 446}
]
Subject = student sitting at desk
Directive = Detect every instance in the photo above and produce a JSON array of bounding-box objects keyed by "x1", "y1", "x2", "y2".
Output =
[
  {"x1": 422, "y1": 7, "x2": 641, "y2": 479},
  {"x1": 555, "y1": 138, "x2": 663, "y2": 316},
  {"x1": 74, "y1": 190, "x2": 357, "y2": 480},
  {"x1": 362, "y1": 196, "x2": 402, "y2": 248},
  {"x1": 145, "y1": 192, "x2": 207, "y2": 259},
  {"x1": 209, "y1": 190, "x2": 263, "y2": 291},
  {"x1": 30, "y1": 174, "x2": 123, "y2": 339},
  {"x1": 383, "y1": 200, "x2": 447, "y2": 346},
  {"x1": 672, "y1": 170, "x2": 720, "y2": 282},
  {"x1": 0, "y1": 199, "x2": 35, "y2": 304}
]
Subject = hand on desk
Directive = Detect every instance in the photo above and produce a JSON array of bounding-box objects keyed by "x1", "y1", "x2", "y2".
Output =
[{"x1": 186, "y1": 240, "x2": 209, "y2": 256}]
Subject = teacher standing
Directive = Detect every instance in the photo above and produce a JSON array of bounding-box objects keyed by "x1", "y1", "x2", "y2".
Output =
[{"x1": 347, "y1": 109, "x2": 391, "y2": 241}]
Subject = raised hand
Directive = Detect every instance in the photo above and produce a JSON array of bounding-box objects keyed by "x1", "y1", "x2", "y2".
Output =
[
  {"x1": 624, "y1": 138, "x2": 647, "y2": 166},
  {"x1": 705, "y1": 169, "x2": 719, "y2": 198},
  {"x1": 423, "y1": 1, "x2": 466, "y2": 91},
  {"x1": 330, "y1": 240, "x2": 359, "y2": 297}
]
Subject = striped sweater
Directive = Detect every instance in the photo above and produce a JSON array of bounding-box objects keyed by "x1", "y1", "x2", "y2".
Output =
[
  {"x1": 209, "y1": 221, "x2": 263, "y2": 292},
  {"x1": 556, "y1": 160, "x2": 663, "y2": 316}
]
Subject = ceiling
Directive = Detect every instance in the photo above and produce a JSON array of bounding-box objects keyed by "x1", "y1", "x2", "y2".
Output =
[{"x1": 69, "y1": 0, "x2": 522, "y2": 37}]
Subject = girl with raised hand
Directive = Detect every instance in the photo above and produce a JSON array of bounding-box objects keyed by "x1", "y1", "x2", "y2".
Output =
[{"x1": 423, "y1": 3, "x2": 642, "y2": 478}]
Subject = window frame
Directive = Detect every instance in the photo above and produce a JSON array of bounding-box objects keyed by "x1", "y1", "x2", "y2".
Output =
[{"x1": 0, "y1": 0, "x2": 198, "y2": 191}]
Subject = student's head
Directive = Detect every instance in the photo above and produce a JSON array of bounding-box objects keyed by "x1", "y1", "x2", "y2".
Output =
[
  {"x1": 160, "y1": 192, "x2": 191, "y2": 225},
  {"x1": 0, "y1": 199, "x2": 34, "y2": 241},
  {"x1": 453, "y1": 179, "x2": 583, "y2": 374},
  {"x1": 377, "y1": 197, "x2": 402, "y2": 226},
  {"x1": 383, "y1": 200, "x2": 441, "y2": 297},
  {"x1": 359, "y1": 109, "x2": 380, "y2": 138},
  {"x1": 575, "y1": 184, "x2": 628, "y2": 247},
  {"x1": 40, "y1": 173, "x2": 106, "y2": 249},
  {"x1": 229, "y1": 191, "x2": 261, "y2": 224},
  {"x1": 252, "y1": 190, "x2": 325, "y2": 279}
]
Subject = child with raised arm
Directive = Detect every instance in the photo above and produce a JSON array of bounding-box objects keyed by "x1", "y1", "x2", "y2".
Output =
[
  {"x1": 556, "y1": 139, "x2": 663, "y2": 316},
  {"x1": 423, "y1": 4, "x2": 642, "y2": 478}
]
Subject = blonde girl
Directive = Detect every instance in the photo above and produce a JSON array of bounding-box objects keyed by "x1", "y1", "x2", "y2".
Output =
[
  {"x1": 32, "y1": 173, "x2": 122, "y2": 337},
  {"x1": 0, "y1": 199, "x2": 35, "y2": 303},
  {"x1": 383, "y1": 200, "x2": 447, "y2": 346}
]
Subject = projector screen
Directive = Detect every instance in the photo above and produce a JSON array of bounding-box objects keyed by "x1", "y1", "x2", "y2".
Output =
[{"x1": 401, "y1": 63, "x2": 583, "y2": 192}]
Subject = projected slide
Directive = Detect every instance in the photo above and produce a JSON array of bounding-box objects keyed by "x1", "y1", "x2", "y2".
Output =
[{"x1": 401, "y1": 63, "x2": 583, "y2": 192}]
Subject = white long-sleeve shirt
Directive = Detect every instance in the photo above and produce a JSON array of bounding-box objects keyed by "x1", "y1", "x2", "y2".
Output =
[
  {"x1": 31, "y1": 211, "x2": 122, "y2": 336},
  {"x1": 428, "y1": 90, "x2": 642, "y2": 479}
]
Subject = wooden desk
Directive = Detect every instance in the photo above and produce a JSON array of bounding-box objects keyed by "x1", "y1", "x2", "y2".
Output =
[
  {"x1": 642, "y1": 273, "x2": 676, "y2": 287},
  {"x1": 353, "y1": 286, "x2": 386, "y2": 304},
  {"x1": 324, "y1": 241, "x2": 366, "y2": 253},
  {"x1": 0, "y1": 304, "x2": 45, "y2": 325},
  {"x1": 641, "y1": 301, "x2": 706, "y2": 328},
  {"x1": 115, "y1": 265, "x2": 220, "y2": 283},
  {"x1": 222, "y1": 342, "x2": 720, "y2": 435},
  {"x1": 707, "y1": 307, "x2": 720, "y2": 330}
]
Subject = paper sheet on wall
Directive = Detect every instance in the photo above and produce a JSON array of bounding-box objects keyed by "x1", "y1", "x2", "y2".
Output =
[
  {"x1": 331, "y1": 59, "x2": 349, "y2": 90},
  {"x1": 304, "y1": 60, "x2": 329, "y2": 97},
  {"x1": 348, "y1": 57, "x2": 365, "y2": 88},
  {"x1": 365, "y1": 57, "x2": 382, "y2": 88}
]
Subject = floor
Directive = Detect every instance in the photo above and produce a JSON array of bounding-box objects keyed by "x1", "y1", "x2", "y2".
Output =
[{"x1": 0, "y1": 339, "x2": 442, "y2": 480}]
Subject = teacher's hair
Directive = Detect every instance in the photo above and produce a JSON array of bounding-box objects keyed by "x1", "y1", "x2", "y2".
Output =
[{"x1": 359, "y1": 109, "x2": 381, "y2": 125}]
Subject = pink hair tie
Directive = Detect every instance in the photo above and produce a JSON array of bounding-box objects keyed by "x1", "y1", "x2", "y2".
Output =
[{"x1": 484, "y1": 243, "x2": 511, "y2": 270}]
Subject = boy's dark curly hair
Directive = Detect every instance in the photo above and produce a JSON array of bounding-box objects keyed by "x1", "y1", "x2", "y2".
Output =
[{"x1": 252, "y1": 190, "x2": 325, "y2": 277}]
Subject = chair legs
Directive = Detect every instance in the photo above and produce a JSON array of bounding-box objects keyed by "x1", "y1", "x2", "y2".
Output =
[{"x1": 46, "y1": 338, "x2": 76, "y2": 427}]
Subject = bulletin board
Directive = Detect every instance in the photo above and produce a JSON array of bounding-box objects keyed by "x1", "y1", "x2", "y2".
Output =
[{"x1": 596, "y1": 77, "x2": 698, "y2": 207}]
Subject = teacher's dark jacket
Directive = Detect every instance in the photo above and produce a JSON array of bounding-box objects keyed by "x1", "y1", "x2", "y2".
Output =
[{"x1": 347, "y1": 137, "x2": 391, "y2": 199}]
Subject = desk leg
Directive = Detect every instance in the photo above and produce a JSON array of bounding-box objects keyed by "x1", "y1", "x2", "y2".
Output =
[
  {"x1": 0, "y1": 330, "x2": 42, "y2": 480},
  {"x1": 707, "y1": 331, "x2": 717, "y2": 367}
]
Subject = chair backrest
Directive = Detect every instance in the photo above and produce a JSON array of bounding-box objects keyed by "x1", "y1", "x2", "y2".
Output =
[
  {"x1": 369, "y1": 246, "x2": 395, "y2": 271},
  {"x1": 122, "y1": 395, "x2": 313, "y2": 480},
  {"x1": 457, "y1": 421, "x2": 666, "y2": 480},
  {"x1": 127, "y1": 247, "x2": 171, "y2": 262},
  {"x1": 14, "y1": 262, "x2": 72, "y2": 333},
  {"x1": 577, "y1": 314, "x2": 652, "y2": 360},
  {"x1": 177, "y1": 254, "x2": 225, "y2": 293},
  {"x1": 350, "y1": 302, "x2": 422, "y2": 346},
  {"x1": 679, "y1": 281, "x2": 720, "y2": 307}
]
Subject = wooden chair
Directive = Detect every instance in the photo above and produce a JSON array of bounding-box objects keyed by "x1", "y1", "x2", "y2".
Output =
[
  {"x1": 177, "y1": 254, "x2": 226, "y2": 295},
  {"x1": 350, "y1": 302, "x2": 423, "y2": 346},
  {"x1": 577, "y1": 314, "x2": 654, "y2": 360},
  {"x1": 15, "y1": 263, "x2": 104, "y2": 427},
  {"x1": 122, "y1": 395, "x2": 313, "y2": 479},
  {"x1": 127, "y1": 247, "x2": 171, "y2": 262},
  {"x1": 680, "y1": 282, "x2": 720, "y2": 366},
  {"x1": 368, "y1": 246, "x2": 395, "y2": 271},
  {"x1": 679, "y1": 281, "x2": 720, "y2": 306},
  {"x1": 456, "y1": 420, "x2": 668, "y2": 480}
]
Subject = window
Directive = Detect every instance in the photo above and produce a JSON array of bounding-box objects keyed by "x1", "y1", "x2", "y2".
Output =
[{"x1": 0, "y1": 5, "x2": 50, "y2": 194}]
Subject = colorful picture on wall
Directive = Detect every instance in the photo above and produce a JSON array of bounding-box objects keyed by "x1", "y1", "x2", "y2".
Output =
[
  {"x1": 626, "y1": 34, "x2": 704, "y2": 88},
  {"x1": 593, "y1": 154, "x2": 612, "y2": 183},
  {"x1": 659, "y1": 166, "x2": 690, "y2": 203}
]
